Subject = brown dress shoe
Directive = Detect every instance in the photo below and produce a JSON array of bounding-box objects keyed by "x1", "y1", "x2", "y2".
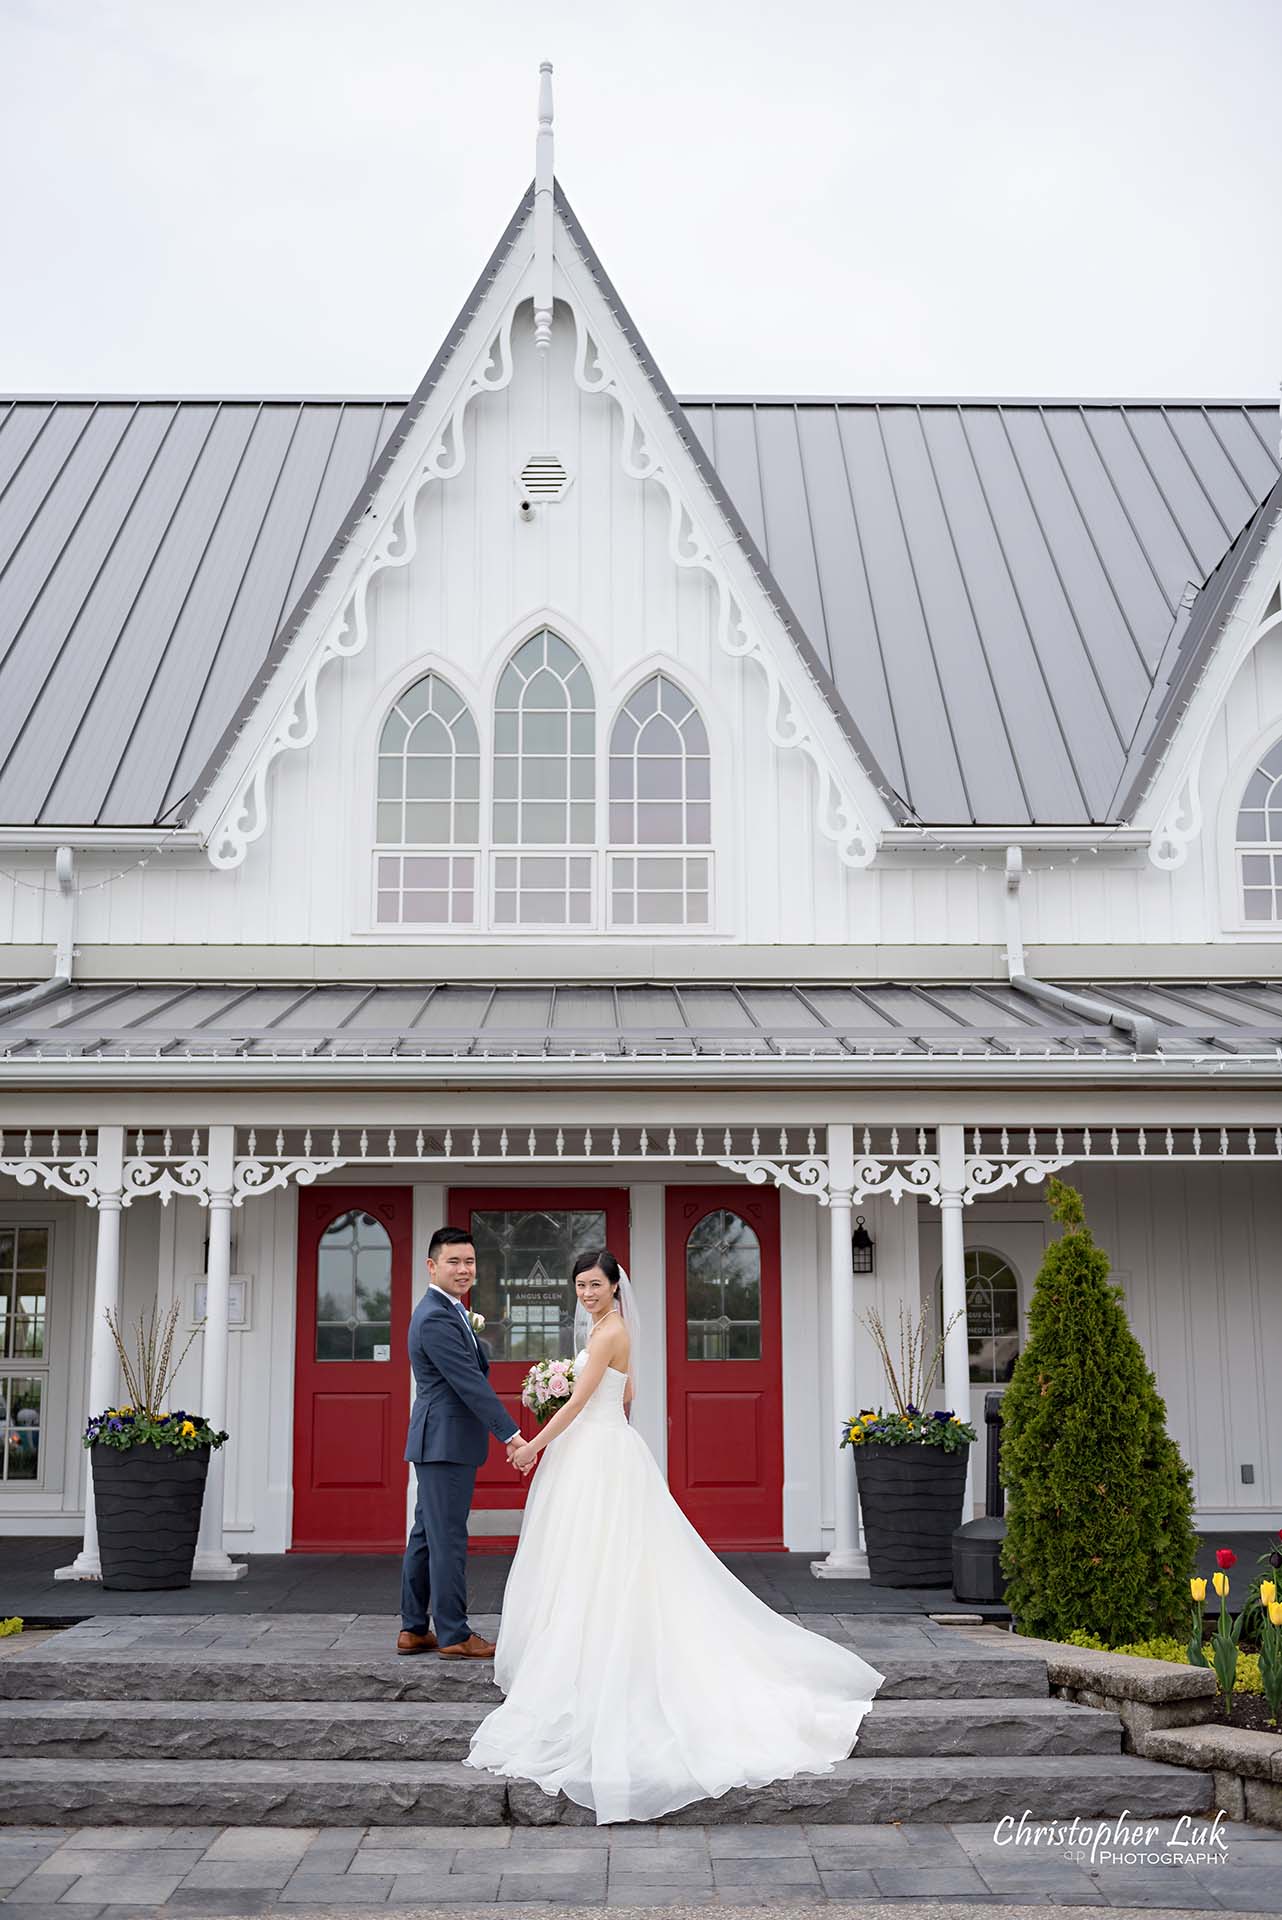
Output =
[
  {"x1": 396, "y1": 1628, "x2": 438, "y2": 1655},
  {"x1": 438, "y1": 1632, "x2": 497, "y2": 1659}
]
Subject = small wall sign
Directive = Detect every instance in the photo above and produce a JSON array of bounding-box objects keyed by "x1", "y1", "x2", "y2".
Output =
[
  {"x1": 192, "y1": 1277, "x2": 252, "y2": 1329},
  {"x1": 372, "y1": 1344, "x2": 391, "y2": 1362}
]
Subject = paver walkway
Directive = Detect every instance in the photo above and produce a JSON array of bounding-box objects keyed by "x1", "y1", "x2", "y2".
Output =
[{"x1": 0, "y1": 1817, "x2": 1273, "y2": 1913}]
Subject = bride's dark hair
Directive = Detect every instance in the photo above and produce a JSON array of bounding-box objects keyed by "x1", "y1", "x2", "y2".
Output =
[{"x1": 572, "y1": 1249, "x2": 621, "y2": 1296}]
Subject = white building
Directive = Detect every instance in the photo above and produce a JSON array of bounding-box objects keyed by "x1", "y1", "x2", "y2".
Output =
[{"x1": 2, "y1": 77, "x2": 1281, "y2": 1580}]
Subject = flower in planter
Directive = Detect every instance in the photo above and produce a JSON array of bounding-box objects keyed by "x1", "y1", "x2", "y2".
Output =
[{"x1": 84, "y1": 1302, "x2": 229, "y2": 1454}]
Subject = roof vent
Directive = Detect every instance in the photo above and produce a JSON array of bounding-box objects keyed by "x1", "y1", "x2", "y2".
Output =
[{"x1": 517, "y1": 453, "x2": 571, "y2": 501}]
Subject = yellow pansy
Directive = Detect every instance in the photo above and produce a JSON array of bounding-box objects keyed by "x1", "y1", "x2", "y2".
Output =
[
  {"x1": 180, "y1": 1420, "x2": 196, "y2": 1437},
  {"x1": 1268, "y1": 1600, "x2": 1282, "y2": 1628},
  {"x1": 1190, "y1": 1577, "x2": 1207, "y2": 1602},
  {"x1": 1212, "y1": 1570, "x2": 1229, "y2": 1598},
  {"x1": 1260, "y1": 1579, "x2": 1277, "y2": 1607}
]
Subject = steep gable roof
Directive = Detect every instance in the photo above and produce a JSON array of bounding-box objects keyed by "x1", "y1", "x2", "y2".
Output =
[{"x1": 0, "y1": 229, "x2": 1276, "y2": 829}]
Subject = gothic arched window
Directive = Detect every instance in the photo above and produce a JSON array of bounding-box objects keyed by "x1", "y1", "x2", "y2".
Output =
[
  {"x1": 492, "y1": 630, "x2": 595, "y2": 926},
  {"x1": 608, "y1": 673, "x2": 711, "y2": 927},
  {"x1": 1237, "y1": 740, "x2": 1282, "y2": 923},
  {"x1": 373, "y1": 672, "x2": 478, "y2": 926}
]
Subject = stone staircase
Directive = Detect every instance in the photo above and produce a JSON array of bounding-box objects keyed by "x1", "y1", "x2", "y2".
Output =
[{"x1": 0, "y1": 1614, "x2": 1212, "y2": 1828}]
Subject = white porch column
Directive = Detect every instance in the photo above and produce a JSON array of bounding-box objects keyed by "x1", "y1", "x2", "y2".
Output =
[
  {"x1": 938, "y1": 1122, "x2": 974, "y2": 1517},
  {"x1": 193, "y1": 1124, "x2": 247, "y2": 1580},
  {"x1": 812, "y1": 1122, "x2": 868, "y2": 1578},
  {"x1": 55, "y1": 1125, "x2": 124, "y2": 1581}
]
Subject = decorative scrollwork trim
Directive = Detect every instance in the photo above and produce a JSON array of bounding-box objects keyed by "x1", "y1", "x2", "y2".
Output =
[
  {"x1": 567, "y1": 301, "x2": 879, "y2": 870},
  {"x1": 0, "y1": 1158, "x2": 99, "y2": 1204},
  {"x1": 963, "y1": 1154, "x2": 1071, "y2": 1201},
  {"x1": 232, "y1": 1158, "x2": 346, "y2": 1205},
  {"x1": 121, "y1": 1158, "x2": 212, "y2": 1208},
  {"x1": 205, "y1": 303, "x2": 521, "y2": 870},
  {"x1": 715, "y1": 1155, "x2": 832, "y2": 1200},
  {"x1": 852, "y1": 1155, "x2": 943, "y2": 1206}
]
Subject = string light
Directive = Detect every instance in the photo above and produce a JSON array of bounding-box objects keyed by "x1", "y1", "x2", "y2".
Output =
[{"x1": 0, "y1": 820, "x2": 195, "y2": 897}]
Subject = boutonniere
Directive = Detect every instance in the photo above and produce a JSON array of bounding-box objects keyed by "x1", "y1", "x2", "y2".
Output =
[{"x1": 467, "y1": 1310, "x2": 486, "y2": 1334}]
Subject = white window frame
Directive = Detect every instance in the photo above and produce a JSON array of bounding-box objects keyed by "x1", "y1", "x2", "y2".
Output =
[
  {"x1": 358, "y1": 627, "x2": 728, "y2": 940},
  {"x1": 606, "y1": 672, "x2": 715, "y2": 932},
  {"x1": 371, "y1": 670, "x2": 481, "y2": 931},
  {"x1": 1217, "y1": 721, "x2": 1282, "y2": 937},
  {"x1": 0, "y1": 1214, "x2": 57, "y2": 1499}
]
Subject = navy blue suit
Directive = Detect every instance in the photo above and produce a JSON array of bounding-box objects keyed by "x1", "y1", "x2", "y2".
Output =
[{"x1": 400, "y1": 1288, "x2": 519, "y2": 1645}]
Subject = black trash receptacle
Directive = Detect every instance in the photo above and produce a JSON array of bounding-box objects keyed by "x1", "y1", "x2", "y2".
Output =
[{"x1": 951, "y1": 1391, "x2": 1007, "y2": 1604}]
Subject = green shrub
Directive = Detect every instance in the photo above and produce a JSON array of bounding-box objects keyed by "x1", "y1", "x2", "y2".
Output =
[
  {"x1": 1000, "y1": 1179, "x2": 1198, "y2": 1644},
  {"x1": 0, "y1": 1618, "x2": 21, "y2": 1637}
]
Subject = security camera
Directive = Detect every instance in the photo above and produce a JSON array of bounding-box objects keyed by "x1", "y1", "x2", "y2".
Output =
[{"x1": 517, "y1": 498, "x2": 535, "y2": 521}]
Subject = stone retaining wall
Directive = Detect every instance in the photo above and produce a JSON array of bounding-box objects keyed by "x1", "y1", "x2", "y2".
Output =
[{"x1": 957, "y1": 1625, "x2": 1282, "y2": 1830}]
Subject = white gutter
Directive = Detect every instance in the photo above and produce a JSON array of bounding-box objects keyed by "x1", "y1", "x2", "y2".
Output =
[
  {"x1": 0, "y1": 848, "x2": 77, "y2": 1019},
  {"x1": 1004, "y1": 847, "x2": 1159, "y2": 1053},
  {"x1": 881, "y1": 826, "x2": 1149, "y2": 851},
  {"x1": 0, "y1": 1054, "x2": 1276, "y2": 1091}
]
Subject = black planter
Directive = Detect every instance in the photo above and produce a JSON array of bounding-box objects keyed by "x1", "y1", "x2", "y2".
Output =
[
  {"x1": 91, "y1": 1442, "x2": 211, "y2": 1591},
  {"x1": 853, "y1": 1441, "x2": 971, "y2": 1588}
]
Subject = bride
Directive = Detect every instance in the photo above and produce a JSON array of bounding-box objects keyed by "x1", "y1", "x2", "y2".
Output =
[{"x1": 464, "y1": 1250, "x2": 883, "y2": 1824}]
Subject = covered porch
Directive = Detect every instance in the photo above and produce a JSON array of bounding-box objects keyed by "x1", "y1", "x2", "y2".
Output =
[{"x1": 2, "y1": 1070, "x2": 1280, "y2": 1583}]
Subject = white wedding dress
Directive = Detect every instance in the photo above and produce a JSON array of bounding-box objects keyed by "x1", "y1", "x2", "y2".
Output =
[{"x1": 464, "y1": 1353, "x2": 884, "y2": 1824}]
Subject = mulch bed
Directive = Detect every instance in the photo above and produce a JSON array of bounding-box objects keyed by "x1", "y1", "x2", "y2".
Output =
[{"x1": 1214, "y1": 1692, "x2": 1280, "y2": 1734}]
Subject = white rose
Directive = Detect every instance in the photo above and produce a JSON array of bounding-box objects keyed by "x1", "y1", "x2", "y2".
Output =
[{"x1": 469, "y1": 1311, "x2": 486, "y2": 1332}]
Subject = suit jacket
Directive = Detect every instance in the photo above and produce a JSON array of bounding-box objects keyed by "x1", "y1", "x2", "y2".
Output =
[{"x1": 404, "y1": 1289, "x2": 520, "y2": 1466}]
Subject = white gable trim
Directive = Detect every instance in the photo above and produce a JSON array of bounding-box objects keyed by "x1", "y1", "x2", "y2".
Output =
[
  {"x1": 556, "y1": 237, "x2": 887, "y2": 869},
  {"x1": 1138, "y1": 512, "x2": 1282, "y2": 870},
  {"x1": 191, "y1": 236, "x2": 533, "y2": 869},
  {"x1": 191, "y1": 196, "x2": 889, "y2": 873}
]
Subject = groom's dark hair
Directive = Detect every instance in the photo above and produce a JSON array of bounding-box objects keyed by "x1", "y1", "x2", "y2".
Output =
[{"x1": 428, "y1": 1225, "x2": 474, "y2": 1260}]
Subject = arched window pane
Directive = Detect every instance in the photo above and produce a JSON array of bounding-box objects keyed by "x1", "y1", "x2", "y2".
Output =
[
  {"x1": 608, "y1": 674, "x2": 712, "y2": 928},
  {"x1": 492, "y1": 630, "x2": 595, "y2": 846},
  {"x1": 490, "y1": 631, "x2": 596, "y2": 925},
  {"x1": 1236, "y1": 741, "x2": 1282, "y2": 923},
  {"x1": 609, "y1": 674, "x2": 710, "y2": 846},
  {"x1": 937, "y1": 1249, "x2": 1021, "y2": 1385},
  {"x1": 316, "y1": 1211, "x2": 392, "y2": 1362},
  {"x1": 374, "y1": 673, "x2": 478, "y2": 925},
  {"x1": 686, "y1": 1209, "x2": 760, "y2": 1361}
]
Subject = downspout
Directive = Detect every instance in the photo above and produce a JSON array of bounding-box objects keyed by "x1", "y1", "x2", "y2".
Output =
[
  {"x1": 0, "y1": 846, "x2": 77, "y2": 1019},
  {"x1": 1004, "y1": 846, "x2": 1159, "y2": 1054}
]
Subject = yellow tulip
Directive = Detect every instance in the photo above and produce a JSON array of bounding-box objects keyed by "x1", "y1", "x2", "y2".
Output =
[
  {"x1": 1269, "y1": 1600, "x2": 1282, "y2": 1628},
  {"x1": 1212, "y1": 1571, "x2": 1229, "y2": 1598},
  {"x1": 1260, "y1": 1579, "x2": 1277, "y2": 1607},
  {"x1": 1190, "y1": 1577, "x2": 1207, "y2": 1602}
]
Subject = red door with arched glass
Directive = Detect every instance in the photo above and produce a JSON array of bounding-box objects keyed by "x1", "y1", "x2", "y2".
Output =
[
  {"x1": 665, "y1": 1187, "x2": 784, "y2": 1550},
  {"x1": 293, "y1": 1187, "x2": 412, "y2": 1551}
]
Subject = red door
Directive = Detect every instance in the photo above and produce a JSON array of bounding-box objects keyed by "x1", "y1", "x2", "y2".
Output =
[
  {"x1": 665, "y1": 1186, "x2": 784, "y2": 1550},
  {"x1": 293, "y1": 1187, "x2": 412, "y2": 1551},
  {"x1": 449, "y1": 1187, "x2": 630, "y2": 1546}
]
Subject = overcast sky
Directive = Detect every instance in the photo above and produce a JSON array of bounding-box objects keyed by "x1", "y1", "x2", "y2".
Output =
[{"x1": 5, "y1": 0, "x2": 1281, "y2": 399}]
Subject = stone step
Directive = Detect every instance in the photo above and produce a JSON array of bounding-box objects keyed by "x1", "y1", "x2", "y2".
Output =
[
  {"x1": 0, "y1": 1648, "x2": 1048, "y2": 1704},
  {"x1": 0, "y1": 1693, "x2": 1119, "y2": 1762},
  {"x1": 0, "y1": 1753, "x2": 1210, "y2": 1828}
]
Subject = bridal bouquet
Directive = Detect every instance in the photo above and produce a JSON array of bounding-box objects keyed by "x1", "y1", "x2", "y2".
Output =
[{"x1": 521, "y1": 1356, "x2": 575, "y2": 1425}]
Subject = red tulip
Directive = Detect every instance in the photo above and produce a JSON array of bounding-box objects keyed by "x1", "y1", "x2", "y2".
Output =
[{"x1": 1215, "y1": 1548, "x2": 1237, "y2": 1570}]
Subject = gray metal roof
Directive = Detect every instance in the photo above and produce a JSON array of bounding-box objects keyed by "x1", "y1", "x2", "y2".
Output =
[
  {"x1": 4, "y1": 979, "x2": 1282, "y2": 1061},
  {"x1": 0, "y1": 185, "x2": 1277, "y2": 829},
  {"x1": 680, "y1": 399, "x2": 1279, "y2": 823}
]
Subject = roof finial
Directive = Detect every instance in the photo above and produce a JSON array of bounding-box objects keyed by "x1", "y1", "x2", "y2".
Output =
[{"x1": 534, "y1": 62, "x2": 554, "y2": 353}]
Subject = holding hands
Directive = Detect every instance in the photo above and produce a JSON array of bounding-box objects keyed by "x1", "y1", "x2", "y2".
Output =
[{"x1": 505, "y1": 1434, "x2": 538, "y2": 1476}]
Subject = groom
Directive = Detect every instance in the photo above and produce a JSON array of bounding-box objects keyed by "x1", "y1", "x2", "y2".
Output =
[{"x1": 398, "y1": 1226, "x2": 522, "y2": 1658}]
